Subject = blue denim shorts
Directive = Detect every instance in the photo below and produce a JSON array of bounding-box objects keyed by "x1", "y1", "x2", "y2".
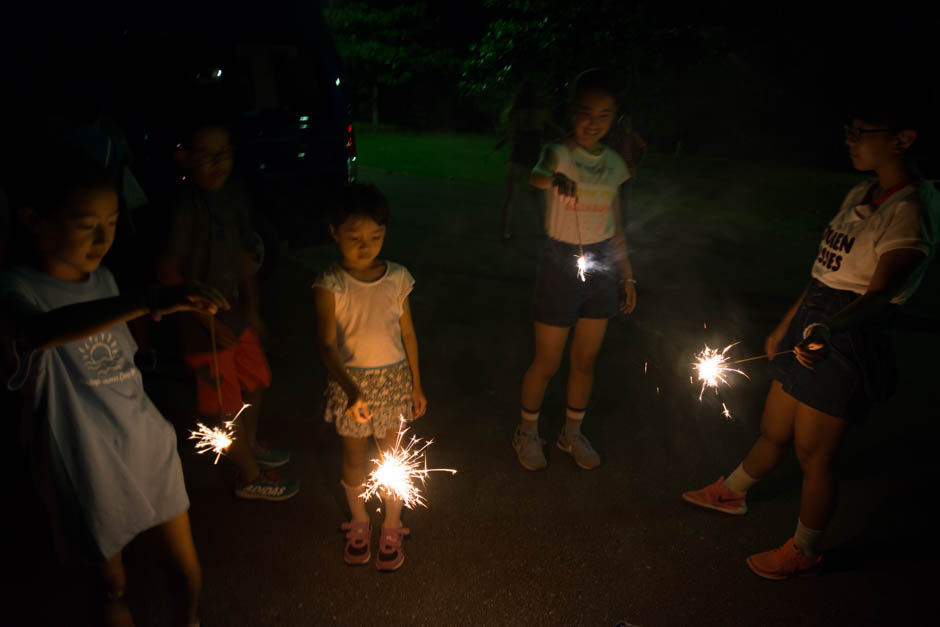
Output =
[
  {"x1": 534, "y1": 237, "x2": 620, "y2": 327},
  {"x1": 768, "y1": 280, "x2": 897, "y2": 420}
]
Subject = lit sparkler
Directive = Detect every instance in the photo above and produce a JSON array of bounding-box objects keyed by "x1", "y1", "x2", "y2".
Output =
[
  {"x1": 693, "y1": 343, "x2": 749, "y2": 401},
  {"x1": 361, "y1": 417, "x2": 456, "y2": 509},
  {"x1": 576, "y1": 253, "x2": 588, "y2": 282},
  {"x1": 721, "y1": 403, "x2": 732, "y2": 420},
  {"x1": 189, "y1": 403, "x2": 248, "y2": 464}
]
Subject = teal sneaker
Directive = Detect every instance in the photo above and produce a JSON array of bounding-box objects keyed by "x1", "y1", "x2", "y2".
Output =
[
  {"x1": 235, "y1": 470, "x2": 300, "y2": 501},
  {"x1": 252, "y1": 441, "x2": 291, "y2": 468}
]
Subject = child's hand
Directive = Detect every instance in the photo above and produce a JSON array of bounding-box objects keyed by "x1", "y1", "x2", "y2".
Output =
[
  {"x1": 551, "y1": 173, "x2": 577, "y2": 207},
  {"x1": 151, "y1": 283, "x2": 230, "y2": 316},
  {"x1": 619, "y1": 281, "x2": 637, "y2": 314},
  {"x1": 346, "y1": 394, "x2": 373, "y2": 423},
  {"x1": 794, "y1": 323, "x2": 830, "y2": 370},
  {"x1": 412, "y1": 385, "x2": 427, "y2": 419}
]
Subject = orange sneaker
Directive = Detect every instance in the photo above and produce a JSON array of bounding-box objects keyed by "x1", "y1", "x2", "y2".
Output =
[
  {"x1": 746, "y1": 538, "x2": 822, "y2": 580},
  {"x1": 681, "y1": 476, "x2": 748, "y2": 515}
]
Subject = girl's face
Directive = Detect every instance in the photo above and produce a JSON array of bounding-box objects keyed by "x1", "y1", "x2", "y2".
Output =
[
  {"x1": 330, "y1": 215, "x2": 386, "y2": 269},
  {"x1": 572, "y1": 89, "x2": 616, "y2": 149},
  {"x1": 845, "y1": 119, "x2": 916, "y2": 172},
  {"x1": 26, "y1": 188, "x2": 119, "y2": 281},
  {"x1": 183, "y1": 127, "x2": 235, "y2": 191}
]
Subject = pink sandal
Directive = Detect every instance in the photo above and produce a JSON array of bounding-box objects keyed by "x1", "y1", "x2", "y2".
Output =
[
  {"x1": 376, "y1": 526, "x2": 410, "y2": 572},
  {"x1": 341, "y1": 521, "x2": 371, "y2": 565}
]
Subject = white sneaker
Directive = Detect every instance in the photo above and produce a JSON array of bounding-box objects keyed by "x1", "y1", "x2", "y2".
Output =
[
  {"x1": 512, "y1": 426, "x2": 547, "y2": 470},
  {"x1": 556, "y1": 432, "x2": 600, "y2": 469}
]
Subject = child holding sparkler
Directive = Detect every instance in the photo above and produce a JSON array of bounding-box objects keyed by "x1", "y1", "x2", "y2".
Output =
[
  {"x1": 513, "y1": 68, "x2": 637, "y2": 471},
  {"x1": 156, "y1": 118, "x2": 299, "y2": 502},
  {"x1": 313, "y1": 182, "x2": 427, "y2": 572},
  {"x1": 683, "y1": 98, "x2": 939, "y2": 579},
  {"x1": 0, "y1": 150, "x2": 229, "y2": 626}
]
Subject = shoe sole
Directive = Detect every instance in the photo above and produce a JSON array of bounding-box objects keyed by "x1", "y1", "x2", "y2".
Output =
[
  {"x1": 234, "y1": 488, "x2": 300, "y2": 502},
  {"x1": 745, "y1": 556, "x2": 820, "y2": 580},
  {"x1": 376, "y1": 552, "x2": 405, "y2": 572},
  {"x1": 681, "y1": 492, "x2": 747, "y2": 515},
  {"x1": 512, "y1": 441, "x2": 546, "y2": 471},
  {"x1": 344, "y1": 551, "x2": 371, "y2": 566},
  {"x1": 555, "y1": 440, "x2": 599, "y2": 470}
]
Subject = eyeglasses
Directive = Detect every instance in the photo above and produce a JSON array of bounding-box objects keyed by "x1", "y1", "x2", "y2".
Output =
[
  {"x1": 192, "y1": 147, "x2": 235, "y2": 165},
  {"x1": 843, "y1": 124, "x2": 891, "y2": 142}
]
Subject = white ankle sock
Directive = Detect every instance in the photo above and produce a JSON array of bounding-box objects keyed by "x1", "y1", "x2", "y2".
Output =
[
  {"x1": 564, "y1": 407, "x2": 586, "y2": 441},
  {"x1": 793, "y1": 519, "x2": 824, "y2": 558},
  {"x1": 723, "y1": 463, "x2": 758, "y2": 494},
  {"x1": 520, "y1": 409, "x2": 539, "y2": 433}
]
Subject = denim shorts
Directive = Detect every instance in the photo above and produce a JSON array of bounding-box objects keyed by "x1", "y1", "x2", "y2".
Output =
[
  {"x1": 534, "y1": 237, "x2": 620, "y2": 327},
  {"x1": 768, "y1": 280, "x2": 897, "y2": 420}
]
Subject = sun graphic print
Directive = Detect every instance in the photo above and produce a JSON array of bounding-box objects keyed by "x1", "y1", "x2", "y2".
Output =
[{"x1": 78, "y1": 332, "x2": 126, "y2": 378}]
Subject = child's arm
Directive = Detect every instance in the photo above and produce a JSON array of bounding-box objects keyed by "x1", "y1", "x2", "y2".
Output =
[
  {"x1": 10, "y1": 284, "x2": 229, "y2": 352},
  {"x1": 530, "y1": 146, "x2": 576, "y2": 204},
  {"x1": 313, "y1": 286, "x2": 371, "y2": 422},
  {"x1": 796, "y1": 248, "x2": 926, "y2": 368},
  {"x1": 399, "y1": 296, "x2": 427, "y2": 418},
  {"x1": 610, "y1": 187, "x2": 637, "y2": 314},
  {"x1": 765, "y1": 286, "x2": 809, "y2": 358}
]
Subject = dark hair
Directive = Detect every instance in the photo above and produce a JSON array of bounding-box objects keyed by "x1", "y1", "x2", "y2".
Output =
[
  {"x1": 16, "y1": 147, "x2": 117, "y2": 217},
  {"x1": 176, "y1": 114, "x2": 232, "y2": 151},
  {"x1": 7, "y1": 147, "x2": 117, "y2": 263},
  {"x1": 849, "y1": 95, "x2": 928, "y2": 176},
  {"x1": 570, "y1": 68, "x2": 618, "y2": 104},
  {"x1": 330, "y1": 182, "x2": 390, "y2": 229}
]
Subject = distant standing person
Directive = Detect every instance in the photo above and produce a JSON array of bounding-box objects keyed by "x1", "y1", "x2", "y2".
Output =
[
  {"x1": 495, "y1": 81, "x2": 559, "y2": 240},
  {"x1": 682, "y1": 100, "x2": 939, "y2": 579}
]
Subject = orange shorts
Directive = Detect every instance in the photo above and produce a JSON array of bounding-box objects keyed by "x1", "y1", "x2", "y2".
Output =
[{"x1": 184, "y1": 327, "x2": 272, "y2": 416}]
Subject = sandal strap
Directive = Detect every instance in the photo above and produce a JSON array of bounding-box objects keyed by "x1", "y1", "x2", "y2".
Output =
[{"x1": 379, "y1": 527, "x2": 410, "y2": 550}]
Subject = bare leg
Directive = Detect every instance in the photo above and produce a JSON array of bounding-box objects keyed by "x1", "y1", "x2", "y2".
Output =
[
  {"x1": 377, "y1": 431, "x2": 403, "y2": 528},
  {"x1": 740, "y1": 380, "x2": 799, "y2": 479},
  {"x1": 99, "y1": 552, "x2": 134, "y2": 627},
  {"x1": 341, "y1": 436, "x2": 371, "y2": 522},
  {"x1": 565, "y1": 318, "x2": 609, "y2": 410},
  {"x1": 793, "y1": 403, "x2": 848, "y2": 529},
  {"x1": 241, "y1": 386, "x2": 264, "y2": 449},
  {"x1": 521, "y1": 321, "x2": 571, "y2": 412},
  {"x1": 145, "y1": 512, "x2": 202, "y2": 627},
  {"x1": 225, "y1": 419, "x2": 261, "y2": 482}
]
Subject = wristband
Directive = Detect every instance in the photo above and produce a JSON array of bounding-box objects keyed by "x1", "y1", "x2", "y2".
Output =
[{"x1": 622, "y1": 278, "x2": 637, "y2": 285}]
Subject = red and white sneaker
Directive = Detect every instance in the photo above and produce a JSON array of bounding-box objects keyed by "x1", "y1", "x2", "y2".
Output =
[
  {"x1": 376, "y1": 526, "x2": 410, "y2": 572},
  {"x1": 681, "y1": 476, "x2": 748, "y2": 515},
  {"x1": 746, "y1": 538, "x2": 822, "y2": 580},
  {"x1": 341, "y1": 521, "x2": 371, "y2": 566}
]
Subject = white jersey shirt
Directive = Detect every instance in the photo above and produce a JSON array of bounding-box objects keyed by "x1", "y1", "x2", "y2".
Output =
[
  {"x1": 542, "y1": 142, "x2": 630, "y2": 245},
  {"x1": 811, "y1": 180, "x2": 939, "y2": 304}
]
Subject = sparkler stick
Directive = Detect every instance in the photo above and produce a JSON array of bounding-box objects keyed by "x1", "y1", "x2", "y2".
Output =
[
  {"x1": 732, "y1": 350, "x2": 793, "y2": 365},
  {"x1": 362, "y1": 417, "x2": 456, "y2": 510}
]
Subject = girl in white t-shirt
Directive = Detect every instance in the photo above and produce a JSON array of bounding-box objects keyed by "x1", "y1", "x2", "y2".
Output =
[
  {"x1": 683, "y1": 101, "x2": 939, "y2": 579},
  {"x1": 512, "y1": 69, "x2": 637, "y2": 472},
  {"x1": 313, "y1": 183, "x2": 427, "y2": 572}
]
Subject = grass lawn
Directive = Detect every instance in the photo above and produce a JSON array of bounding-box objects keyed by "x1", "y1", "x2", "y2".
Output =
[{"x1": 354, "y1": 124, "x2": 861, "y2": 241}]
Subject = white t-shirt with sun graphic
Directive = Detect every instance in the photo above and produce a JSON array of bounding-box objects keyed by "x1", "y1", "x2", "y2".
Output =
[{"x1": 0, "y1": 265, "x2": 189, "y2": 561}]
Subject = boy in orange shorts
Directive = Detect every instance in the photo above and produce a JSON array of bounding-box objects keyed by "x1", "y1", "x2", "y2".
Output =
[{"x1": 157, "y1": 117, "x2": 299, "y2": 501}]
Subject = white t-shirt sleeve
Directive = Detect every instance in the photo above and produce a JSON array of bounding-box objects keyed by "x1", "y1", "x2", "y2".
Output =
[
  {"x1": 874, "y1": 199, "x2": 933, "y2": 256},
  {"x1": 0, "y1": 271, "x2": 42, "y2": 391},
  {"x1": 396, "y1": 265, "x2": 415, "y2": 309},
  {"x1": 311, "y1": 265, "x2": 345, "y2": 294},
  {"x1": 609, "y1": 149, "x2": 630, "y2": 185}
]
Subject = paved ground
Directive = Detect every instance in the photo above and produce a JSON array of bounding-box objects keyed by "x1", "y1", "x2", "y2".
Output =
[{"x1": 15, "y1": 166, "x2": 940, "y2": 626}]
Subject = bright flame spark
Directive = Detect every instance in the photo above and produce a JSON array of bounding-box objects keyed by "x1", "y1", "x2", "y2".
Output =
[
  {"x1": 721, "y1": 403, "x2": 732, "y2": 420},
  {"x1": 361, "y1": 418, "x2": 456, "y2": 509},
  {"x1": 693, "y1": 343, "x2": 749, "y2": 401},
  {"x1": 576, "y1": 255, "x2": 588, "y2": 282},
  {"x1": 644, "y1": 361, "x2": 648, "y2": 375},
  {"x1": 188, "y1": 403, "x2": 248, "y2": 464}
]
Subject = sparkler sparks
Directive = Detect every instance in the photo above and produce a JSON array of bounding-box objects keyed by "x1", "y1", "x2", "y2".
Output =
[
  {"x1": 693, "y1": 343, "x2": 749, "y2": 401},
  {"x1": 576, "y1": 254, "x2": 588, "y2": 282},
  {"x1": 188, "y1": 403, "x2": 248, "y2": 464},
  {"x1": 721, "y1": 403, "x2": 732, "y2": 420},
  {"x1": 361, "y1": 418, "x2": 456, "y2": 510}
]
